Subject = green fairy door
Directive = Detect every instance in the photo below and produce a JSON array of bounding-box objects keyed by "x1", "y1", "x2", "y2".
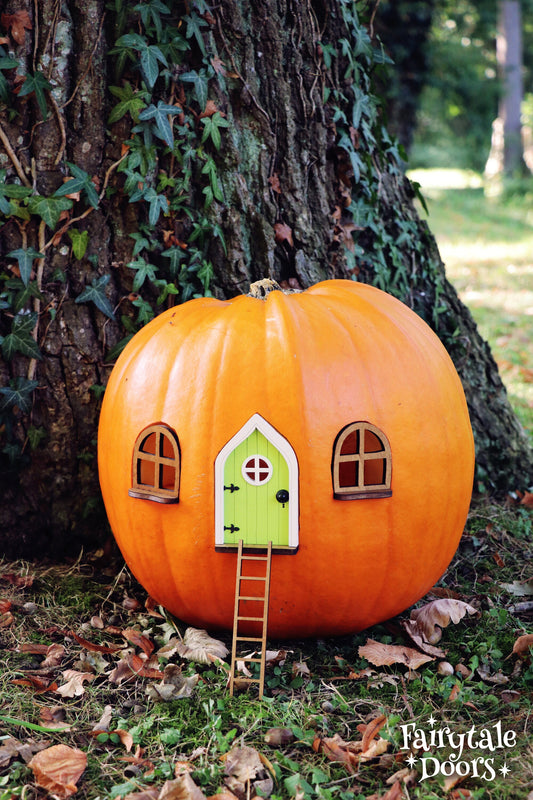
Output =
[{"x1": 215, "y1": 415, "x2": 299, "y2": 549}]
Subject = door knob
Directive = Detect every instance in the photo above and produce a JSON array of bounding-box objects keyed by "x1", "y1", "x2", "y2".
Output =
[{"x1": 276, "y1": 489, "x2": 289, "y2": 506}]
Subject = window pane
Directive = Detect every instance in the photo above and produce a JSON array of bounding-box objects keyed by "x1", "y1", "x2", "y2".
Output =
[
  {"x1": 160, "y1": 433, "x2": 175, "y2": 459},
  {"x1": 138, "y1": 459, "x2": 156, "y2": 487},
  {"x1": 364, "y1": 430, "x2": 384, "y2": 453},
  {"x1": 140, "y1": 432, "x2": 156, "y2": 454},
  {"x1": 340, "y1": 430, "x2": 358, "y2": 455},
  {"x1": 364, "y1": 458, "x2": 385, "y2": 486},
  {"x1": 160, "y1": 463, "x2": 176, "y2": 491},
  {"x1": 339, "y1": 459, "x2": 358, "y2": 488}
]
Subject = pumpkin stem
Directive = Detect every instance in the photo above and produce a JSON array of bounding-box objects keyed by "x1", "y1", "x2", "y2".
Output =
[{"x1": 248, "y1": 278, "x2": 283, "y2": 299}]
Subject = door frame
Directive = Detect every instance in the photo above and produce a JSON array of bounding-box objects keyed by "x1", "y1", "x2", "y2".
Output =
[{"x1": 214, "y1": 414, "x2": 299, "y2": 548}]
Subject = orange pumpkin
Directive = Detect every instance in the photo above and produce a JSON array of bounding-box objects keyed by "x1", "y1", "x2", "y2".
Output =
[{"x1": 98, "y1": 280, "x2": 474, "y2": 637}]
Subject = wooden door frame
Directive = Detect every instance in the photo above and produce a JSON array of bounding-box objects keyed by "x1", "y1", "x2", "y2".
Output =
[{"x1": 214, "y1": 414, "x2": 299, "y2": 548}]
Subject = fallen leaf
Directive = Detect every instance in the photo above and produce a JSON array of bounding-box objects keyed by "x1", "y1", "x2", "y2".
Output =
[
  {"x1": 501, "y1": 579, "x2": 533, "y2": 596},
  {"x1": 0, "y1": 599, "x2": 12, "y2": 613},
  {"x1": 520, "y1": 491, "x2": 533, "y2": 508},
  {"x1": 1, "y1": 11, "x2": 32, "y2": 45},
  {"x1": 409, "y1": 599, "x2": 478, "y2": 644},
  {"x1": 223, "y1": 746, "x2": 273, "y2": 800},
  {"x1": 361, "y1": 714, "x2": 387, "y2": 752},
  {"x1": 0, "y1": 611, "x2": 14, "y2": 627},
  {"x1": 93, "y1": 705, "x2": 113, "y2": 732},
  {"x1": 358, "y1": 639, "x2": 434, "y2": 670},
  {"x1": 476, "y1": 664, "x2": 509, "y2": 684},
  {"x1": 41, "y1": 643, "x2": 66, "y2": 669},
  {"x1": 159, "y1": 773, "x2": 207, "y2": 800},
  {"x1": 29, "y1": 744, "x2": 87, "y2": 799},
  {"x1": 91, "y1": 615, "x2": 105, "y2": 629},
  {"x1": 123, "y1": 628, "x2": 155, "y2": 657},
  {"x1": 146, "y1": 664, "x2": 199, "y2": 701},
  {"x1": 39, "y1": 707, "x2": 71, "y2": 731},
  {"x1": 56, "y1": 669, "x2": 95, "y2": 697},
  {"x1": 0, "y1": 572, "x2": 33, "y2": 588},
  {"x1": 274, "y1": 222, "x2": 293, "y2": 247},
  {"x1": 70, "y1": 631, "x2": 122, "y2": 654},
  {"x1": 512, "y1": 633, "x2": 533, "y2": 657},
  {"x1": 175, "y1": 627, "x2": 229, "y2": 664},
  {"x1": 401, "y1": 619, "x2": 446, "y2": 657},
  {"x1": 12, "y1": 675, "x2": 58, "y2": 693},
  {"x1": 199, "y1": 99, "x2": 219, "y2": 118}
]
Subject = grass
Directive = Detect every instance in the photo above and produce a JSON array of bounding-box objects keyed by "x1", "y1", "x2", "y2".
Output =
[
  {"x1": 408, "y1": 168, "x2": 533, "y2": 434},
  {"x1": 0, "y1": 499, "x2": 532, "y2": 800}
]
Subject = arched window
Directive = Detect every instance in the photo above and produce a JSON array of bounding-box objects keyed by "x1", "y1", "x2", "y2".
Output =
[
  {"x1": 129, "y1": 424, "x2": 180, "y2": 503},
  {"x1": 332, "y1": 422, "x2": 392, "y2": 500}
]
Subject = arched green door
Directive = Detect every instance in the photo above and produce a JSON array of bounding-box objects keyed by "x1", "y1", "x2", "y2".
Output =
[{"x1": 215, "y1": 415, "x2": 299, "y2": 550}]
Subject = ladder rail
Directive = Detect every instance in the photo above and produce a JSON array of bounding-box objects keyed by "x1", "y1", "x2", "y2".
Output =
[{"x1": 229, "y1": 539, "x2": 272, "y2": 699}]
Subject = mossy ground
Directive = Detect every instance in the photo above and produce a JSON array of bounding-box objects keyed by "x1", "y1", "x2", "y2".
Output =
[{"x1": 0, "y1": 497, "x2": 532, "y2": 800}]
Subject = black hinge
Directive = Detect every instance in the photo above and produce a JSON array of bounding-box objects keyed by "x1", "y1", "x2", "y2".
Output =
[
  {"x1": 224, "y1": 483, "x2": 240, "y2": 493},
  {"x1": 224, "y1": 524, "x2": 240, "y2": 533}
]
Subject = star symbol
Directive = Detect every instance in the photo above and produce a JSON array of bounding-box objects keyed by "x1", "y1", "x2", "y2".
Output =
[
  {"x1": 406, "y1": 754, "x2": 418, "y2": 768},
  {"x1": 499, "y1": 763, "x2": 511, "y2": 777},
  {"x1": 427, "y1": 714, "x2": 437, "y2": 727}
]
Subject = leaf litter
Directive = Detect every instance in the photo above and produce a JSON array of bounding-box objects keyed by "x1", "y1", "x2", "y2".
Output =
[{"x1": 0, "y1": 500, "x2": 532, "y2": 799}]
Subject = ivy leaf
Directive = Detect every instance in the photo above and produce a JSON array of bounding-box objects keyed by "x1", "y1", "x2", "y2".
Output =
[
  {"x1": 127, "y1": 257, "x2": 158, "y2": 291},
  {"x1": 68, "y1": 229, "x2": 89, "y2": 260},
  {"x1": 184, "y1": 12, "x2": 208, "y2": 56},
  {"x1": 54, "y1": 163, "x2": 99, "y2": 208},
  {"x1": 0, "y1": 169, "x2": 32, "y2": 216},
  {"x1": 108, "y1": 82, "x2": 148, "y2": 124},
  {"x1": 17, "y1": 70, "x2": 53, "y2": 119},
  {"x1": 0, "y1": 312, "x2": 41, "y2": 360},
  {"x1": 75, "y1": 275, "x2": 115, "y2": 320},
  {"x1": 26, "y1": 194, "x2": 73, "y2": 229},
  {"x1": 7, "y1": 247, "x2": 45, "y2": 287},
  {"x1": 133, "y1": 0, "x2": 171, "y2": 39},
  {"x1": 139, "y1": 101, "x2": 181, "y2": 148},
  {"x1": 139, "y1": 44, "x2": 167, "y2": 89},
  {"x1": 0, "y1": 376, "x2": 39, "y2": 414},
  {"x1": 200, "y1": 112, "x2": 230, "y2": 151},
  {"x1": 143, "y1": 187, "x2": 168, "y2": 225},
  {"x1": 129, "y1": 232, "x2": 151, "y2": 257},
  {"x1": 179, "y1": 70, "x2": 209, "y2": 111},
  {"x1": 161, "y1": 246, "x2": 184, "y2": 278}
]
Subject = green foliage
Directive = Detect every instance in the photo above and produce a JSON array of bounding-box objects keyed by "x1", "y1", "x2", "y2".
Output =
[{"x1": 75, "y1": 275, "x2": 116, "y2": 320}]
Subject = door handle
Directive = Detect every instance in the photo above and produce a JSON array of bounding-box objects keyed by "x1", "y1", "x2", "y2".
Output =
[
  {"x1": 276, "y1": 489, "x2": 289, "y2": 507},
  {"x1": 224, "y1": 524, "x2": 240, "y2": 533},
  {"x1": 224, "y1": 483, "x2": 240, "y2": 493}
]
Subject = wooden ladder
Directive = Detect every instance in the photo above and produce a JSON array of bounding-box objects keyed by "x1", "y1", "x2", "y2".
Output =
[{"x1": 229, "y1": 539, "x2": 272, "y2": 699}]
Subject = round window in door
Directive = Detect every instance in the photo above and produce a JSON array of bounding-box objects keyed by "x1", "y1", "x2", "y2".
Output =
[{"x1": 242, "y1": 455, "x2": 273, "y2": 485}]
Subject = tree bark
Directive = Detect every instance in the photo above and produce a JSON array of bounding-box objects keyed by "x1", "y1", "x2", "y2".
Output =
[
  {"x1": 485, "y1": 0, "x2": 527, "y2": 180},
  {"x1": 0, "y1": 0, "x2": 531, "y2": 558}
]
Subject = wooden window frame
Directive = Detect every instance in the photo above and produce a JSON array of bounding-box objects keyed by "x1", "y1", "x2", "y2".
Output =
[
  {"x1": 129, "y1": 424, "x2": 180, "y2": 503},
  {"x1": 332, "y1": 421, "x2": 392, "y2": 500}
]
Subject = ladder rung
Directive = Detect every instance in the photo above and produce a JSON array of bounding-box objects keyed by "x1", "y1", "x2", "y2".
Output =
[
  {"x1": 237, "y1": 615, "x2": 264, "y2": 621},
  {"x1": 235, "y1": 635, "x2": 263, "y2": 642},
  {"x1": 232, "y1": 677, "x2": 261, "y2": 684},
  {"x1": 238, "y1": 575, "x2": 267, "y2": 581},
  {"x1": 236, "y1": 656, "x2": 262, "y2": 662},
  {"x1": 238, "y1": 595, "x2": 265, "y2": 601},
  {"x1": 242, "y1": 555, "x2": 269, "y2": 561}
]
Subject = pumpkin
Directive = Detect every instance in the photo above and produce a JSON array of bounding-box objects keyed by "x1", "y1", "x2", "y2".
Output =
[{"x1": 98, "y1": 279, "x2": 474, "y2": 638}]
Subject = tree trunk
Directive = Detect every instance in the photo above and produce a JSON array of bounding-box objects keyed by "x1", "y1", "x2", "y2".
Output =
[
  {"x1": 485, "y1": 0, "x2": 527, "y2": 181},
  {"x1": 0, "y1": 0, "x2": 531, "y2": 558}
]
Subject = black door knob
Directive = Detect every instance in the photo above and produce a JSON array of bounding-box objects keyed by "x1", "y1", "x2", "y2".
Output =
[{"x1": 276, "y1": 489, "x2": 289, "y2": 505}]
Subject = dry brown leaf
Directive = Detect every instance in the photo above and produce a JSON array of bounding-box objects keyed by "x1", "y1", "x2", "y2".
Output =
[
  {"x1": 361, "y1": 714, "x2": 387, "y2": 752},
  {"x1": 29, "y1": 744, "x2": 87, "y2": 799},
  {"x1": 1, "y1": 11, "x2": 32, "y2": 45},
  {"x1": 0, "y1": 737, "x2": 49, "y2": 768},
  {"x1": 312, "y1": 735, "x2": 359, "y2": 774},
  {"x1": 358, "y1": 639, "x2": 434, "y2": 670},
  {"x1": 223, "y1": 746, "x2": 273, "y2": 800},
  {"x1": 71, "y1": 631, "x2": 122, "y2": 654},
  {"x1": 175, "y1": 628, "x2": 229, "y2": 664},
  {"x1": 93, "y1": 704, "x2": 113, "y2": 732},
  {"x1": 12, "y1": 675, "x2": 58, "y2": 693},
  {"x1": 268, "y1": 173, "x2": 282, "y2": 194},
  {"x1": 0, "y1": 611, "x2": 14, "y2": 627},
  {"x1": 56, "y1": 669, "x2": 95, "y2": 698},
  {"x1": 409, "y1": 599, "x2": 478, "y2": 644},
  {"x1": 512, "y1": 633, "x2": 533, "y2": 657},
  {"x1": 501, "y1": 579, "x2": 533, "y2": 596},
  {"x1": 39, "y1": 706, "x2": 71, "y2": 731},
  {"x1": 359, "y1": 737, "x2": 389, "y2": 762},
  {"x1": 520, "y1": 491, "x2": 533, "y2": 508},
  {"x1": 400, "y1": 619, "x2": 447, "y2": 657},
  {"x1": 41, "y1": 643, "x2": 66, "y2": 669},
  {"x1": 124, "y1": 790, "x2": 159, "y2": 800},
  {"x1": 274, "y1": 222, "x2": 293, "y2": 247},
  {"x1": 123, "y1": 628, "x2": 155, "y2": 657},
  {"x1": 159, "y1": 774, "x2": 208, "y2": 800},
  {"x1": 199, "y1": 99, "x2": 219, "y2": 118},
  {"x1": 146, "y1": 664, "x2": 199, "y2": 701}
]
